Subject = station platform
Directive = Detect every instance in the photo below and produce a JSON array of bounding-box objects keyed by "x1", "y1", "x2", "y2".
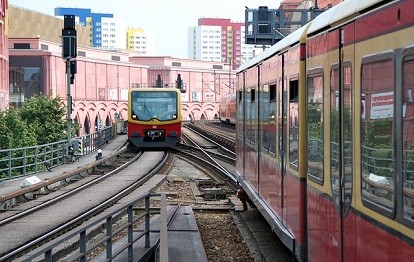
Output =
[
  {"x1": 91, "y1": 205, "x2": 208, "y2": 262},
  {"x1": 0, "y1": 134, "x2": 128, "y2": 197}
]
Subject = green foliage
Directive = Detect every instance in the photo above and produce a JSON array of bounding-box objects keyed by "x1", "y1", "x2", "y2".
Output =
[
  {"x1": 0, "y1": 95, "x2": 67, "y2": 149},
  {"x1": 19, "y1": 95, "x2": 67, "y2": 145},
  {"x1": 0, "y1": 107, "x2": 36, "y2": 149}
]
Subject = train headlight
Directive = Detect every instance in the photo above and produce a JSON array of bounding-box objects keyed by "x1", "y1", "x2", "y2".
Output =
[{"x1": 169, "y1": 131, "x2": 178, "y2": 137}]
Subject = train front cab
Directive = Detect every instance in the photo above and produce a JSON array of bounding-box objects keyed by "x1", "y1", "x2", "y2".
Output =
[
  {"x1": 305, "y1": 0, "x2": 414, "y2": 260},
  {"x1": 127, "y1": 88, "x2": 182, "y2": 149}
]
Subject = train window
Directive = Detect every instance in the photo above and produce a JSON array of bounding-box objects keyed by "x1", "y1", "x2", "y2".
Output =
[
  {"x1": 343, "y1": 65, "x2": 353, "y2": 213},
  {"x1": 250, "y1": 88, "x2": 257, "y2": 146},
  {"x1": 269, "y1": 83, "x2": 277, "y2": 154},
  {"x1": 261, "y1": 85, "x2": 269, "y2": 152},
  {"x1": 403, "y1": 58, "x2": 414, "y2": 222},
  {"x1": 237, "y1": 90, "x2": 243, "y2": 140},
  {"x1": 246, "y1": 90, "x2": 253, "y2": 144},
  {"x1": 270, "y1": 84, "x2": 276, "y2": 102},
  {"x1": 330, "y1": 64, "x2": 353, "y2": 213},
  {"x1": 289, "y1": 79, "x2": 299, "y2": 170},
  {"x1": 131, "y1": 91, "x2": 178, "y2": 121},
  {"x1": 307, "y1": 72, "x2": 324, "y2": 183},
  {"x1": 361, "y1": 58, "x2": 394, "y2": 213}
]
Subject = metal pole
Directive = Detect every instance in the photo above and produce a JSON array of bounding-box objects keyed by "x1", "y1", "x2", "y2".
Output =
[
  {"x1": 228, "y1": 62, "x2": 231, "y2": 94},
  {"x1": 66, "y1": 59, "x2": 71, "y2": 157}
]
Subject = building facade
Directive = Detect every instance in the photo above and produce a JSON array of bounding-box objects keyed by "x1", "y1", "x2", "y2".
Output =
[
  {"x1": 126, "y1": 28, "x2": 155, "y2": 55},
  {"x1": 9, "y1": 38, "x2": 148, "y2": 135},
  {"x1": 131, "y1": 56, "x2": 234, "y2": 121},
  {"x1": 2, "y1": 1, "x2": 345, "y2": 129},
  {"x1": 55, "y1": 7, "x2": 119, "y2": 48},
  {"x1": 188, "y1": 18, "x2": 260, "y2": 67}
]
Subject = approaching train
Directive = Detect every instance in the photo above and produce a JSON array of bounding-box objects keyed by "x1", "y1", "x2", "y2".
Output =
[
  {"x1": 218, "y1": 93, "x2": 237, "y2": 124},
  {"x1": 127, "y1": 87, "x2": 182, "y2": 149},
  {"x1": 236, "y1": 0, "x2": 414, "y2": 261}
]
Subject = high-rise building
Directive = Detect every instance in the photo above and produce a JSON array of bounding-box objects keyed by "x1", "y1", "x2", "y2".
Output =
[
  {"x1": 126, "y1": 28, "x2": 155, "y2": 55},
  {"x1": 100, "y1": 17, "x2": 127, "y2": 50},
  {"x1": 188, "y1": 18, "x2": 261, "y2": 66},
  {"x1": 55, "y1": 7, "x2": 127, "y2": 50}
]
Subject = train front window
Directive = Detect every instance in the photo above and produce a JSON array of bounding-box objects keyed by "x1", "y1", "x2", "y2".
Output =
[
  {"x1": 361, "y1": 58, "x2": 394, "y2": 212},
  {"x1": 131, "y1": 91, "x2": 177, "y2": 121}
]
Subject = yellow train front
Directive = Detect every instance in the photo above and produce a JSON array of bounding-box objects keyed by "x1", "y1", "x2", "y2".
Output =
[{"x1": 127, "y1": 87, "x2": 182, "y2": 149}]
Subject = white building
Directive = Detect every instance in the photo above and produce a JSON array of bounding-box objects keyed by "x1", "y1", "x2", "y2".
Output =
[
  {"x1": 188, "y1": 18, "x2": 261, "y2": 65},
  {"x1": 101, "y1": 17, "x2": 127, "y2": 50},
  {"x1": 127, "y1": 28, "x2": 155, "y2": 55}
]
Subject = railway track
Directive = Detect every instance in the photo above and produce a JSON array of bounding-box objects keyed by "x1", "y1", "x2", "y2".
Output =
[
  {"x1": 0, "y1": 149, "x2": 172, "y2": 261},
  {"x1": 0, "y1": 125, "x2": 292, "y2": 261},
  {"x1": 183, "y1": 122, "x2": 236, "y2": 153}
]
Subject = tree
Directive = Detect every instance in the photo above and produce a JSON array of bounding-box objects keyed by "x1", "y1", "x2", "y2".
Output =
[
  {"x1": 0, "y1": 107, "x2": 36, "y2": 149},
  {"x1": 19, "y1": 95, "x2": 67, "y2": 145}
]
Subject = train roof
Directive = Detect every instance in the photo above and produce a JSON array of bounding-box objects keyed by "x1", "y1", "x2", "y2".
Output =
[
  {"x1": 237, "y1": 0, "x2": 387, "y2": 73},
  {"x1": 307, "y1": 0, "x2": 386, "y2": 35},
  {"x1": 219, "y1": 93, "x2": 236, "y2": 103},
  {"x1": 237, "y1": 24, "x2": 309, "y2": 73},
  {"x1": 128, "y1": 87, "x2": 181, "y2": 92}
]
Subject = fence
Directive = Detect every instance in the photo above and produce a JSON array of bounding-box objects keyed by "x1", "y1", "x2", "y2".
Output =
[{"x1": 0, "y1": 126, "x2": 114, "y2": 181}]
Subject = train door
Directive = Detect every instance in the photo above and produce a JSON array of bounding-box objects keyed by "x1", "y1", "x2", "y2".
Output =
[
  {"x1": 329, "y1": 25, "x2": 356, "y2": 261},
  {"x1": 236, "y1": 72, "x2": 246, "y2": 180}
]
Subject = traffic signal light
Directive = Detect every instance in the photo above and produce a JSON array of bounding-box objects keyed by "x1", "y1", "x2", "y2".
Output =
[
  {"x1": 62, "y1": 15, "x2": 77, "y2": 59},
  {"x1": 62, "y1": 29, "x2": 77, "y2": 58}
]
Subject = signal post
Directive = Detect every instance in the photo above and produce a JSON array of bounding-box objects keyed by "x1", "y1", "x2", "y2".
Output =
[{"x1": 62, "y1": 15, "x2": 77, "y2": 161}]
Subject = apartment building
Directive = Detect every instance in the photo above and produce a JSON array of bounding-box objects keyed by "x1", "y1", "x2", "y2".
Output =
[
  {"x1": 188, "y1": 18, "x2": 260, "y2": 67},
  {"x1": 126, "y1": 28, "x2": 155, "y2": 55},
  {"x1": 55, "y1": 7, "x2": 126, "y2": 50}
]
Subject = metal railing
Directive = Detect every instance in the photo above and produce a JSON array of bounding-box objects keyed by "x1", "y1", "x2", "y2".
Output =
[
  {"x1": 20, "y1": 193, "x2": 155, "y2": 262},
  {"x1": 0, "y1": 126, "x2": 114, "y2": 182}
]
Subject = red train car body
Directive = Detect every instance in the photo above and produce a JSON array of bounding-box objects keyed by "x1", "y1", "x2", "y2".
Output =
[
  {"x1": 236, "y1": 0, "x2": 414, "y2": 260},
  {"x1": 219, "y1": 93, "x2": 237, "y2": 124}
]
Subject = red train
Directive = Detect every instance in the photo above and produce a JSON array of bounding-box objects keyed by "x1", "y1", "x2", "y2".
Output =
[
  {"x1": 236, "y1": 0, "x2": 414, "y2": 260},
  {"x1": 127, "y1": 87, "x2": 182, "y2": 149},
  {"x1": 218, "y1": 93, "x2": 236, "y2": 124}
]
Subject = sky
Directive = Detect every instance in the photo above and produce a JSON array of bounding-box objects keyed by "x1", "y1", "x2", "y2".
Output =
[{"x1": 9, "y1": 0, "x2": 280, "y2": 58}]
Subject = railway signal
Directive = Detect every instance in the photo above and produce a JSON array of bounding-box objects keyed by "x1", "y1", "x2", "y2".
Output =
[{"x1": 62, "y1": 15, "x2": 77, "y2": 161}]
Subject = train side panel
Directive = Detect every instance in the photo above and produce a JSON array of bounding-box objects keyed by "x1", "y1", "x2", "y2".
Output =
[
  {"x1": 352, "y1": 0, "x2": 414, "y2": 259},
  {"x1": 306, "y1": 0, "x2": 414, "y2": 260},
  {"x1": 244, "y1": 67, "x2": 259, "y2": 192},
  {"x1": 236, "y1": 74, "x2": 245, "y2": 183},
  {"x1": 306, "y1": 21, "x2": 344, "y2": 262},
  {"x1": 237, "y1": 27, "x2": 309, "y2": 260},
  {"x1": 237, "y1": 1, "x2": 414, "y2": 261}
]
